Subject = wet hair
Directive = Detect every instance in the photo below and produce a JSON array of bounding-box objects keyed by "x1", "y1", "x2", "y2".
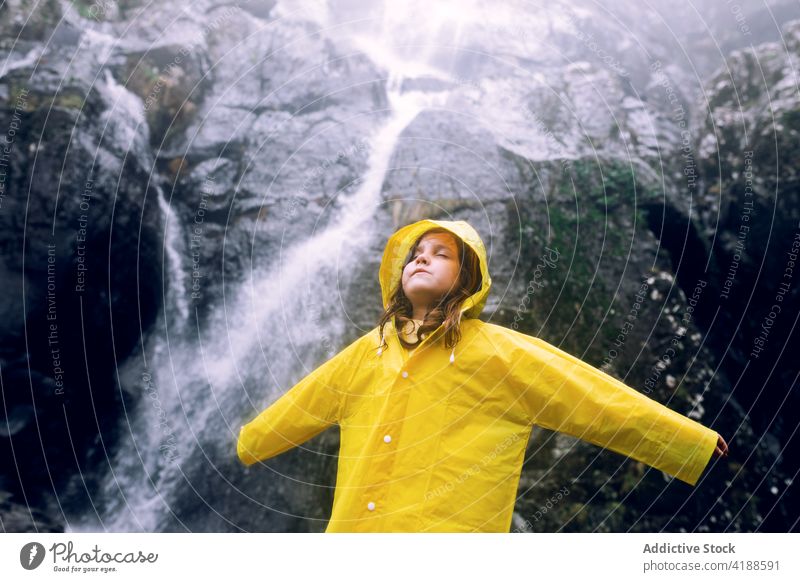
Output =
[{"x1": 377, "y1": 227, "x2": 483, "y2": 351}]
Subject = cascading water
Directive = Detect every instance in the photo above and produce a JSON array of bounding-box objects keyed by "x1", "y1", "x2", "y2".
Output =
[
  {"x1": 155, "y1": 183, "x2": 191, "y2": 325},
  {"x1": 64, "y1": 1, "x2": 478, "y2": 531},
  {"x1": 93, "y1": 68, "x2": 191, "y2": 325}
]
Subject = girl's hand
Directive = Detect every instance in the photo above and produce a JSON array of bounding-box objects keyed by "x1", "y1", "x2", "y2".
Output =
[{"x1": 712, "y1": 433, "x2": 729, "y2": 458}]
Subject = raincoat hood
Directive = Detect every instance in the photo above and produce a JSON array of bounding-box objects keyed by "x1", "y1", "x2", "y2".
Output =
[
  {"x1": 377, "y1": 219, "x2": 492, "y2": 363},
  {"x1": 379, "y1": 219, "x2": 491, "y2": 319}
]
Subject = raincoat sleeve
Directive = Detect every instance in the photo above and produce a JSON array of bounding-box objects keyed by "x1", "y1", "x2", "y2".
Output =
[
  {"x1": 237, "y1": 335, "x2": 365, "y2": 466},
  {"x1": 506, "y1": 330, "x2": 719, "y2": 486}
]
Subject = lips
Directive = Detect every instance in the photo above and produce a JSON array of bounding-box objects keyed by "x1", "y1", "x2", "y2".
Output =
[{"x1": 411, "y1": 268, "x2": 431, "y2": 277}]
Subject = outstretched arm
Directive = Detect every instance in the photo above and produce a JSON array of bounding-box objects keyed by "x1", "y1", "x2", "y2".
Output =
[
  {"x1": 503, "y1": 329, "x2": 720, "y2": 486},
  {"x1": 237, "y1": 335, "x2": 365, "y2": 466}
]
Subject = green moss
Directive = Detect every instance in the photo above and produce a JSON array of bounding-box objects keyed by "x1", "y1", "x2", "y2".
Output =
[
  {"x1": 8, "y1": 84, "x2": 36, "y2": 111},
  {"x1": 512, "y1": 158, "x2": 660, "y2": 360},
  {"x1": 72, "y1": 0, "x2": 96, "y2": 19},
  {"x1": 142, "y1": 65, "x2": 161, "y2": 86},
  {"x1": 564, "y1": 159, "x2": 661, "y2": 208},
  {"x1": 7, "y1": 83, "x2": 86, "y2": 112},
  {"x1": 55, "y1": 91, "x2": 87, "y2": 110}
]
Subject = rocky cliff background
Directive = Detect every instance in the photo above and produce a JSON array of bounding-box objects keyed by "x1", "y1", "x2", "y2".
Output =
[{"x1": 1, "y1": 0, "x2": 798, "y2": 532}]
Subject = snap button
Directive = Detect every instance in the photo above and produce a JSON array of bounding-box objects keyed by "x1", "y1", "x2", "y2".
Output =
[
  {"x1": 401, "y1": 371, "x2": 409, "y2": 378},
  {"x1": 367, "y1": 501, "x2": 376, "y2": 511},
  {"x1": 383, "y1": 435, "x2": 392, "y2": 443}
]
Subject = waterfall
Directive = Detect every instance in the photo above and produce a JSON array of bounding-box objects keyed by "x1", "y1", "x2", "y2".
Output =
[
  {"x1": 96, "y1": 69, "x2": 191, "y2": 324},
  {"x1": 0, "y1": 46, "x2": 43, "y2": 80},
  {"x1": 156, "y1": 184, "x2": 191, "y2": 324},
  {"x1": 64, "y1": 1, "x2": 469, "y2": 532}
]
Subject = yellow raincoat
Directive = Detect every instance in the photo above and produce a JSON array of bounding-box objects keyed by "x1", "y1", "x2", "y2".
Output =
[{"x1": 237, "y1": 219, "x2": 719, "y2": 532}]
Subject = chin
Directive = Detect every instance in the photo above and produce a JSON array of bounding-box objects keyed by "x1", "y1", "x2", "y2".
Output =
[{"x1": 405, "y1": 282, "x2": 433, "y2": 295}]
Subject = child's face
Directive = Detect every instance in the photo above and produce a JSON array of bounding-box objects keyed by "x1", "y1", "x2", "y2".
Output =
[{"x1": 401, "y1": 232, "x2": 461, "y2": 312}]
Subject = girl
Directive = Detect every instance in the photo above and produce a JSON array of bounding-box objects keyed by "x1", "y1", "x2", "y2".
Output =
[{"x1": 237, "y1": 218, "x2": 729, "y2": 532}]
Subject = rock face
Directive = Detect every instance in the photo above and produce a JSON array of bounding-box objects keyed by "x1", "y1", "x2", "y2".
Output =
[
  {"x1": 692, "y1": 19, "x2": 800, "y2": 532},
  {"x1": 0, "y1": 0, "x2": 165, "y2": 530},
  {"x1": 0, "y1": 0, "x2": 796, "y2": 532}
]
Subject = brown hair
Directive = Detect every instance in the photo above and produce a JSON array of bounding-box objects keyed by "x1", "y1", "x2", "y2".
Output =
[{"x1": 377, "y1": 227, "x2": 483, "y2": 351}]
